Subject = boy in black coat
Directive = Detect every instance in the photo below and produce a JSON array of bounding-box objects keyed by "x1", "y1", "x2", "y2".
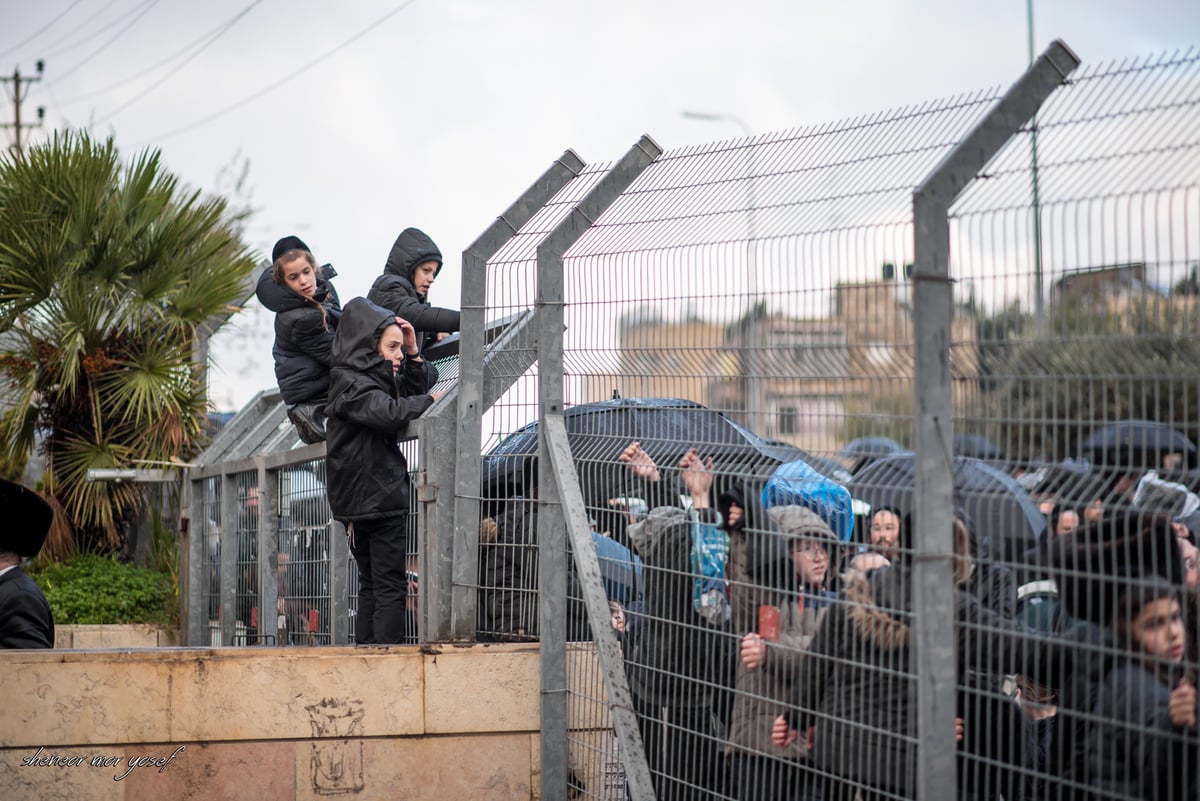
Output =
[
  {"x1": 325, "y1": 298, "x2": 437, "y2": 644},
  {"x1": 366, "y1": 227, "x2": 460, "y2": 359}
]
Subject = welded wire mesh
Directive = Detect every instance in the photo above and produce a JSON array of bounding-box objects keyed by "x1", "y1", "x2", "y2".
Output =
[
  {"x1": 198, "y1": 476, "x2": 221, "y2": 646},
  {"x1": 465, "y1": 47, "x2": 1200, "y2": 801},
  {"x1": 275, "y1": 461, "x2": 333, "y2": 645},
  {"x1": 944, "y1": 46, "x2": 1200, "y2": 801}
]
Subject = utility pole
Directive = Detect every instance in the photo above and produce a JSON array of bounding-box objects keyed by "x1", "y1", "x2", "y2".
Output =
[{"x1": 1, "y1": 61, "x2": 46, "y2": 160}]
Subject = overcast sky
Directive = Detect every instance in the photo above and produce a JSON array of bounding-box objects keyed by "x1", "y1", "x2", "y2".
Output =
[{"x1": 3, "y1": 0, "x2": 1198, "y2": 411}]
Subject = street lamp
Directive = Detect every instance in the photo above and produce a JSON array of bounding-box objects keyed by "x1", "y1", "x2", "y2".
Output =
[
  {"x1": 681, "y1": 110, "x2": 758, "y2": 293},
  {"x1": 682, "y1": 110, "x2": 764, "y2": 432},
  {"x1": 1027, "y1": 0, "x2": 1045, "y2": 328},
  {"x1": 681, "y1": 110, "x2": 757, "y2": 245}
]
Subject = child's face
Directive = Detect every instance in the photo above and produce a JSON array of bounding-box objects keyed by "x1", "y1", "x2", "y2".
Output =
[
  {"x1": 282, "y1": 257, "x2": 317, "y2": 297},
  {"x1": 792, "y1": 539, "x2": 829, "y2": 587},
  {"x1": 1179, "y1": 538, "x2": 1200, "y2": 591},
  {"x1": 377, "y1": 323, "x2": 405, "y2": 373},
  {"x1": 1130, "y1": 596, "x2": 1186, "y2": 664},
  {"x1": 412, "y1": 261, "x2": 438, "y2": 296}
]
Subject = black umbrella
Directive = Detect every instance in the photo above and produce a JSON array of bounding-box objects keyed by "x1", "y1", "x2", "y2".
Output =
[
  {"x1": 847, "y1": 453, "x2": 1047, "y2": 563},
  {"x1": 841, "y1": 436, "x2": 909, "y2": 475},
  {"x1": 952, "y1": 433, "x2": 1007, "y2": 463},
  {"x1": 1081, "y1": 419, "x2": 1197, "y2": 471},
  {"x1": 1025, "y1": 459, "x2": 1107, "y2": 509}
]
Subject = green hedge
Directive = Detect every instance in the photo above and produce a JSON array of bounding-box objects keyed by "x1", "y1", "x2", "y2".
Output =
[{"x1": 29, "y1": 554, "x2": 175, "y2": 626}]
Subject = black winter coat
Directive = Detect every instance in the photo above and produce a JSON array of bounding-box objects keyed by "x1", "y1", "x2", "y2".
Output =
[
  {"x1": 325, "y1": 298, "x2": 433, "y2": 523},
  {"x1": 255, "y1": 264, "x2": 342, "y2": 405},
  {"x1": 625, "y1": 506, "x2": 730, "y2": 709},
  {"x1": 788, "y1": 565, "x2": 1063, "y2": 796},
  {"x1": 1088, "y1": 658, "x2": 1198, "y2": 800},
  {"x1": 0, "y1": 567, "x2": 54, "y2": 649},
  {"x1": 367, "y1": 227, "x2": 460, "y2": 348}
]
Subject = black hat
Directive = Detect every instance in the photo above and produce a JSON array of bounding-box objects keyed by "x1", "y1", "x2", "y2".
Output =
[
  {"x1": 1054, "y1": 510, "x2": 1182, "y2": 625},
  {"x1": 271, "y1": 235, "x2": 311, "y2": 263},
  {"x1": 0, "y1": 478, "x2": 53, "y2": 558}
]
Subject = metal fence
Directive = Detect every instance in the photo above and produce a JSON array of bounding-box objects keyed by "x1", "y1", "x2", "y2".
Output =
[{"x1": 186, "y1": 40, "x2": 1200, "y2": 801}]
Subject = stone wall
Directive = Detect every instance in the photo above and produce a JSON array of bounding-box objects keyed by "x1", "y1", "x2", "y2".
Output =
[{"x1": 0, "y1": 642, "x2": 602, "y2": 801}]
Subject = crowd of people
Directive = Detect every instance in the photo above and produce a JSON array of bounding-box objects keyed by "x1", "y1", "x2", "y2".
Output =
[{"x1": 472, "y1": 437, "x2": 1199, "y2": 801}]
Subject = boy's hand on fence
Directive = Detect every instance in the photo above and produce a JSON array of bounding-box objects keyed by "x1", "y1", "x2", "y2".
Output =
[
  {"x1": 1170, "y1": 677, "x2": 1197, "y2": 728},
  {"x1": 771, "y1": 715, "x2": 798, "y2": 748},
  {"x1": 679, "y1": 449, "x2": 714, "y2": 504},
  {"x1": 956, "y1": 716, "x2": 965, "y2": 744},
  {"x1": 741, "y1": 632, "x2": 767, "y2": 669},
  {"x1": 619, "y1": 441, "x2": 660, "y2": 483}
]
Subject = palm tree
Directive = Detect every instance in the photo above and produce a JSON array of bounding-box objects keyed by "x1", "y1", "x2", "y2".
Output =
[{"x1": 0, "y1": 132, "x2": 256, "y2": 555}]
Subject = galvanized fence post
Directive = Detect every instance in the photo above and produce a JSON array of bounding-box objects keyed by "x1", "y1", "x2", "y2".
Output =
[
  {"x1": 537, "y1": 134, "x2": 663, "y2": 801},
  {"x1": 910, "y1": 39, "x2": 1079, "y2": 800},
  {"x1": 185, "y1": 471, "x2": 205, "y2": 646},
  {"x1": 218, "y1": 471, "x2": 238, "y2": 646},
  {"x1": 257, "y1": 460, "x2": 280, "y2": 645},
  {"x1": 329, "y1": 520, "x2": 350, "y2": 645},
  {"x1": 431, "y1": 150, "x2": 586, "y2": 642}
]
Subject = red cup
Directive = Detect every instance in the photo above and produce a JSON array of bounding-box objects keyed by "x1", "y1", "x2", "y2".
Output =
[{"x1": 758, "y1": 605, "x2": 780, "y2": 641}]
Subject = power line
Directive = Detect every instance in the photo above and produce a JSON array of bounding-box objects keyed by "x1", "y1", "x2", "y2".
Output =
[
  {"x1": 44, "y1": 0, "x2": 161, "y2": 86},
  {"x1": 91, "y1": 1, "x2": 262, "y2": 123},
  {"x1": 0, "y1": 0, "x2": 83, "y2": 63},
  {"x1": 37, "y1": 0, "x2": 145, "y2": 62},
  {"x1": 134, "y1": 0, "x2": 421, "y2": 147},
  {"x1": 58, "y1": 1, "x2": 261, "y2": 107}
]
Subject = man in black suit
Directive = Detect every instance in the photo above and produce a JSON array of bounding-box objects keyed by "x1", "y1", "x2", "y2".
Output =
[{"x1": 0, "y1": 478, "x2": 55, "y2": 649}]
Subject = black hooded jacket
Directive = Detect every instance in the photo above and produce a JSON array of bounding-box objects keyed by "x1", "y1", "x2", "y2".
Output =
[
  {"x1": 325, "y1": 298, "x2": 434, "y2": 523},
  {"x1": 367, "y1": 227, "x2": 460, "y2": 340},
  {"x1": 255, "y1": 264, "x2": 342, "y2": 405}
]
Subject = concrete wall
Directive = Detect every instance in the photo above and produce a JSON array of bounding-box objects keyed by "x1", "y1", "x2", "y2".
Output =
[
  {"x1": 53, "y1": 625, "x2": 178, "y2": 649},
  {"x1": 0, "y1": 642, "x2": 605, "y2": 801}
]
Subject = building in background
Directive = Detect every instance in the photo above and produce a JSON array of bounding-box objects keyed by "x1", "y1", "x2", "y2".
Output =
[{"x1": 582, "y1": 279, "x2": 979, "y2": 458}]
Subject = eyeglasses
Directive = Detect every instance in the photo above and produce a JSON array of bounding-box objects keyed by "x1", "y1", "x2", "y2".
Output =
[{"x1": 795, "y1": 541, "x2": 829, "y2": 556}]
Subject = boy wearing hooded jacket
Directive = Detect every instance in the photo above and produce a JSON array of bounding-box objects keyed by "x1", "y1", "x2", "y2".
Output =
[
  {"x1": 367, "y1": 227, "x2": 460, "y2": 361},
  {"x1": 325, "y1": 297, "x2": 437, "y2": 644}
]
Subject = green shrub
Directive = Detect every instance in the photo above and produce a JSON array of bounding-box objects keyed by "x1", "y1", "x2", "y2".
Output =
[{"x1": 28, "y1": 554, "x2": 175, "y2": 626}]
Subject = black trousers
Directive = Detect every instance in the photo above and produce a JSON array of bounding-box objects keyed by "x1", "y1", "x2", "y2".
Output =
[{"x1": 349, "y1": 516, "x2": 409, "y2": 644}]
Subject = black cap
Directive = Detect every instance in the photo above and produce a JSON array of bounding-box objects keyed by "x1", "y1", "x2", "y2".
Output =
[
  {"x1": 0, "y1": 478, "x2": 54, "y2": 558},
  {"x1": 272, "y1": 235, "x2": 310, "y2": 263}
]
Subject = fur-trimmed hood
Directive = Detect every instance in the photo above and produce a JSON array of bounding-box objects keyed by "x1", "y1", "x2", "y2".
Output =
[{"x1": 843, "y1": 567, "x2": 910, "y2": 651}]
